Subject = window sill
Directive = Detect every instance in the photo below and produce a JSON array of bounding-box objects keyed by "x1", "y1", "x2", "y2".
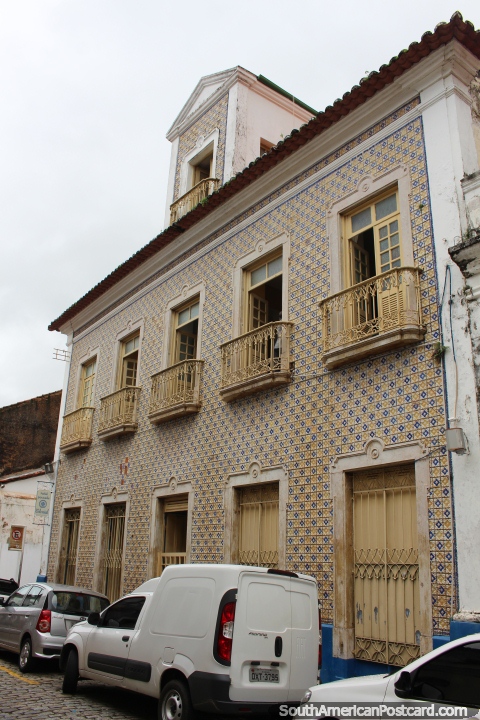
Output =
[
  {"x1": 322, "y1": 325, "x2": 426, "y2": 370},
  {"x1": 220, "y1": 369, "x2": 292, "y2": 402}
]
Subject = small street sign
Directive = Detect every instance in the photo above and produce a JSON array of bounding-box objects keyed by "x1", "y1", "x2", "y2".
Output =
[{"x1": 9, "y1": 526, "x2": 24, "y2": 551}]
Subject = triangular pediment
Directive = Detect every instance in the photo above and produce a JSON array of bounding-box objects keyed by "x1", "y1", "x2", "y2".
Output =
[{"x1": 166, "y1": 66, "x2": 255, "y2": 140}]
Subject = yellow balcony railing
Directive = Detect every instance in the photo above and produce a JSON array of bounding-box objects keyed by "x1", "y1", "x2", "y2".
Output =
[
  {"x1": 160, "y1": 552, "x2": 186, "y2": 574},
  {"x1": 169, "y1": 177, "x2": 220, "y2": 224},
  {"x1": 148, "y1": 360, "x2": 204, "y2": 424},
  {"x1": 97, "y1": 386, "x2": 141, "y2": 439},
  {"x1": 60, "y1": 407, "x2": 94, "y2": 453},
  {"x1": 220, "y1": 321, "x2": 293, "y2": 401},
  {"x1": 319, "y1": 267, "x2": 425, "y2": 369}
]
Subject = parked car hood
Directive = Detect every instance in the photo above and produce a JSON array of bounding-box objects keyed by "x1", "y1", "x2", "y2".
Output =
[{"x1": 308, "y1": 672, "x2": 390, "y2": 702}]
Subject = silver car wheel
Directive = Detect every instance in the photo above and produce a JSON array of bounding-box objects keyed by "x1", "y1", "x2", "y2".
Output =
[
  {"x1": 19, "y1": 638, "x2": 33, "y2": 672},
  {"x1": 164, "y1": 689, "x2": 182, "y2": 720}
]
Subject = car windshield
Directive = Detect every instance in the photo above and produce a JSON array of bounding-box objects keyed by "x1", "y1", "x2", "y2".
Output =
[{"x1": 50, "y1": 591, "x2": 109, "y2": 616}]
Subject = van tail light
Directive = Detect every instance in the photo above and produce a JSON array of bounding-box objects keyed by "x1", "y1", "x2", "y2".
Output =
[
  {"x1": 36, "y1": 609, "x2": 51, "y2": 634},
  {"x1": 217, "y1": 601, "x2": 236, "y2": 663},
  {"x1": 318, "y1": 608, "x2": 322, "y2": 668}
]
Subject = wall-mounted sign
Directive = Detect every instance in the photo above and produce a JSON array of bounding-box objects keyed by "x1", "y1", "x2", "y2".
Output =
[
  {"x1": 9, "y1": 526, "x2": 24, "y2": 551},
  {"x1": 34, "y1": 486, "x2": 52, "y2": 519}
]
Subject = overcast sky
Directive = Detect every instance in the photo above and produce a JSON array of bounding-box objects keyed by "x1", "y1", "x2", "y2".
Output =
[{"x1": 1, "y1": 1, "x2": 479, "y2": 408}]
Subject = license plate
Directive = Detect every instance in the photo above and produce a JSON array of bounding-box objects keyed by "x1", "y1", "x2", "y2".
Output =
[{"x1": 249, "y1": 668, "x2": 279, "y2": 683}]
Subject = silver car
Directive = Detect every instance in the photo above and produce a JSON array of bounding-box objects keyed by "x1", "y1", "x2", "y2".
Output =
[{"x1": 0, "y1": 582, "x2": 109, "y2": 672}]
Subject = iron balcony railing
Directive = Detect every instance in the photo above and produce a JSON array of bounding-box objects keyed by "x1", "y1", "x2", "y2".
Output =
[
  {"x1": 220, "y1": 321, "x2": 293, "y2": 397},
  {"x1": 97, "y1": 386, "x2": 141, "y2": 438},
  {"x1": 60, "y1": 407, "x2": 95, "y2": 453},
  {"x1": 148, "y1": 359, "x2": 204, "y2": 423},
  {"x1": 169, "y1": 177, "x2": 220, "y2": 224},
  {"x1": 319, "y1": 267, "x2": 424, "y2": 353}
]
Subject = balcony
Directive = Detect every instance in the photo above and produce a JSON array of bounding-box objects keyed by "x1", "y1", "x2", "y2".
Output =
[
  {"x1": 159, "y1": 552, "x2": 186, "y2": 574},
  {"x1": 148, "y1": 360, "x2": 204, "y2": 424},
  {"x1": 220, "y1": 321, "x2": 293, "y2": 402},
  {"x1": 169, "y1": 178, "x2": 220, "y2": 224},
  {"x1": 319, "y1": 267, "x2": 425, "y2": 369},
  {"x1": 97, "y1": 386, "x2": 141, "y2": 440},
  {"x1": 60, "y1": 407, "x2": 94, "y2": 453}
]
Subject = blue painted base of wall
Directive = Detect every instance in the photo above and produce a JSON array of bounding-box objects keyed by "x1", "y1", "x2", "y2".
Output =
[
  {"x1": 450, "y1": 619, "x2": 480, "y2": 640},
  {"x1": 321, "y1": 624, "x2": 392, "y2": 684},
  {"x1": 321, "y1": 620, "x2": 480, "y2": 685},
  {"x1": 432, "y1": 634, "x2": 450, "y2": 650}
]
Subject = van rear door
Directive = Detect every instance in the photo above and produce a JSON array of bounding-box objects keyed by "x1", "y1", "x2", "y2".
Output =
[{"x1": 229, "y1": 570, "x2": 318, "y2": 702}]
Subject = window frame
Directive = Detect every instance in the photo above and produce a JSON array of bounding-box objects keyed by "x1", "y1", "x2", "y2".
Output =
[
  {"x1": 57, "y1": 505, "x2": 82, "y2": 585},
  {"x1": 343, "y1": 188, "x2": 402, "y2": 286},
  {"x1": 231, "y1": 233, "x2": 290, "y2": 340},
  {"x1": 112, "y1": 321, "x2": 144, "y2": 393},
  {"x1": 326, "y1": 166, "x2": 413, "y2": 297},
  {"x1": 74, "y1": 347, "x2": 99, "y2": 410},
  {"x1": 171, "y1": 296, "x2": 201, "y2": 365},
  {"x1": 179, "y1": 129, "x2": 219, "y2": 197},
  {"x1": 148, "y1": 480, "x2": 193, "y2": 579},
  {"x1": 77, "y1": 357, "x2": 97, "y2": 408},
  {"x1": 224, "y1": 462, "x2": 287, "y2": 568},
  {"x1": 92, "y1": 489, "x2": 130, "y2": 601},
  {"x1": 162, "y1": 284, "x2": 205, "y2": 370}
]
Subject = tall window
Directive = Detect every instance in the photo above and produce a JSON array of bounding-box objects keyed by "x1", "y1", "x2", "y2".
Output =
[
  {"x1": 192, "y1": 153, "x2": 212, "y2": 186},
  {"x1": 237, "y1": 483, "x2": 279, "y2": 568},
  {"x1": 345, "y1": 190, "x2": 401, "y2": 285},
  {"x1": 102, "y1": 503, "x2": 126, "y2": 602},
  {"x1": 189, "y1": 142, "x2": 214, "y2": 189},
  {"x1": 78, "y1": 358, "x2": 96, "y2": 408},
  {"x1": 157, "y1": 495, "x2": 188, "y2": 574},
  {"x1": 173, "y1": 298, "x2": 199, "y2": 364},
  {"x1": 119, "y1": 334, "x2": 139, "y2": 388},
  {"x1": 245, "y1": 253, "x2": 283, "y2": 332},
  {"x1": 58, "y1": 508, "x2": 81, "y2": 585}
]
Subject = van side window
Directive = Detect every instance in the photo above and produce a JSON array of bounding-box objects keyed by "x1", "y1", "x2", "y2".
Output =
[{"x1": 102, "y1": 596, "x2": 146, "y2": 630}]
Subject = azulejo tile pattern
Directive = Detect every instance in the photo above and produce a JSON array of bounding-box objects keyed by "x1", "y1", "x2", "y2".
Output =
[
  {"x1": 50, "y1": 97, "x2": 453, "y2": 635},
  {"x1": 173, "y1": 94, "x2": 229, "y2": 201}
]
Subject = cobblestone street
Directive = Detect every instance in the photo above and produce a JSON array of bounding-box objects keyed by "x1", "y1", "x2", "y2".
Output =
[
  {"x1": 0, "y1": 650, "x2": 276, "y2": 720},
  {"x1": 0, "y1": 650, "x2": 158, "y2": 720}
]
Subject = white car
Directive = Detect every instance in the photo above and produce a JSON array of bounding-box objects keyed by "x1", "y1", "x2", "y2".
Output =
[
  {"x1": 60, "y1": 564, "x2": 320, "y2": 720},
  {"x1": 299, "y1": 633, "x2": 480, "y2": 716}
]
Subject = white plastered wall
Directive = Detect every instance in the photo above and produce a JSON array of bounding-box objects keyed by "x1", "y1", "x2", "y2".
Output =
[
  {"x1": 421, "y1": 50, "x2": 480, "y2": 613},
  {"x1": 0, "y1": 477, "x2": 45, "y2": 584}
]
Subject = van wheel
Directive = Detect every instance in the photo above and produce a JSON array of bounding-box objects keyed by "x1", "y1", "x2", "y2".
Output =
[
  {"x1": 159, "y1": 679, "x2": 195, "y2": 720},
  {"x1": 62, "y1": 648, "x2": 79, "y2": 694},
  {"x1": 19, "y1": 637, "x2": 36, "y2": 673}
]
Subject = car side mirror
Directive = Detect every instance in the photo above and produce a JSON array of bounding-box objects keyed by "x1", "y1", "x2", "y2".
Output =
[
  {"x1": 0, "y1": 598, "x2": 4, "y2": 606},
  {"x1": 394, "y1": 670, "x2": 413, "y2": 698},
  {"x1": 87, "y1": 612, "x2": 101, "y2": 625}
]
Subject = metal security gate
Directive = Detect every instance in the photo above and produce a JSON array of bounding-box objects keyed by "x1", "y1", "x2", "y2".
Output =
[
  {"x1": 58, "y1": 508, "x2": 80, "y2": 585},
  {"x1": 102, "y1": 503, "x2": 125, "y2": 601},
  {"x1": 353, "y1": 466, "x2": 420, "y2": 666},
  {"x1": 238, "y1": 483, "x2": 278, "y2": 568}
]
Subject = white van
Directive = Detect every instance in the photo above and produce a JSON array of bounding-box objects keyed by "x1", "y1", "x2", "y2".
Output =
[{"x1": 60, "y1": 564, "x2": 320, "y2": 719}]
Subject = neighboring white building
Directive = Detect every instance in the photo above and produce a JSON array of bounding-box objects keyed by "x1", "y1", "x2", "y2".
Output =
[{"x1": 0, "y1": 470, "x2": 50, "y2": 584}]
